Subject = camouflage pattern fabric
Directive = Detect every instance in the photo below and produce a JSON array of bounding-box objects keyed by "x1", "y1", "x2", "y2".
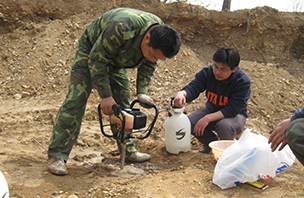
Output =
[
  {"x1": 285, "y1": 118, "x2": 304, "y2": 166},
  {"x1": 85, "y1": 7, "x2": 163, "y2": 98},
  {"x1": 48, "y1": 8, "x2": 163, "y2": 161}
]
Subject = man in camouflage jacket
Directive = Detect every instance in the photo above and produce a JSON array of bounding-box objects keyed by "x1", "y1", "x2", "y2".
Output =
[{"x1": 47, "y1": 8, "x2": 181, "y2": 175}]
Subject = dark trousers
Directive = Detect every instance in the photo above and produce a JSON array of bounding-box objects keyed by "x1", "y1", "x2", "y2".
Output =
[{"x1": 188, "y1": 108, "x2": 246, "y2": 145}]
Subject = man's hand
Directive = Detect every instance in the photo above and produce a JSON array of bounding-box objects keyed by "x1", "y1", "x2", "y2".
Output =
[
  {"x1": 193, "y1": 111, "x2": 223, "y2": 136},
  {"x1": 137, "y1": 93, "x2": 153, "y2": 106},
  {"x1": 173, "y1": 91, "x2": 186, "y2": 107},
  {"x1": 100, "y1": 96, "x2": 116, "y2": 115},
  {"x1": 268, "y1": 119, "x2": 291, "y2": 152},
  {"x1": 194, "y1": 116, "x2": 210, "y2": 136}
]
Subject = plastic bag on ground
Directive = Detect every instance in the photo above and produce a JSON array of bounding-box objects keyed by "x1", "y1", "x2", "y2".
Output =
[
  {"x1": 0, "y1": 170, "x2": 9, "y2": 198},
  {"x1": 212, "y1": 128, "x2": 296, "y2": 190}
]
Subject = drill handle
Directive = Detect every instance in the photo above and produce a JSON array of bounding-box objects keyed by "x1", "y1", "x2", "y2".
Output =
[{"x1": 112, "y1": 104, "x2": 121, "y2": 117}]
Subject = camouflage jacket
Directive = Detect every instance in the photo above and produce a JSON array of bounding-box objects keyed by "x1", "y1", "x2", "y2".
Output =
[{"x1": 80, "y1": 8, "x2": 164, "y2": 98}]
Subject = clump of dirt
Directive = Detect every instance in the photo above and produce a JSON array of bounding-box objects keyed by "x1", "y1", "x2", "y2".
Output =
[{"x1": 0, "y1": 0, "x2": 304, "y2": 197}]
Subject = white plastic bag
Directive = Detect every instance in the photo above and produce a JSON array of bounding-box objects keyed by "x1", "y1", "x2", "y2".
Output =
[
  {"x1": 212, "y1": 128, "x2": 296, "y2": 190},
  {"x1": 0, "y1": 170, "x2": 9, "y2": 198}
]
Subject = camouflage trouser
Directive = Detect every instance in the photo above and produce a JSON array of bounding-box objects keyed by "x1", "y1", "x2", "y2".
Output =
[
  {"x1": 285, "y1": 118, "x2": 304, "y2": 166},
  {"x1": 48, "y1": 47, "x2": 137, "y2": 162}
]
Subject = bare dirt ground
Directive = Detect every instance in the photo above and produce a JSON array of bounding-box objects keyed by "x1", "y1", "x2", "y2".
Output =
[{"x1": 0, "y1": 0, "x2": 304, "y2": 197}]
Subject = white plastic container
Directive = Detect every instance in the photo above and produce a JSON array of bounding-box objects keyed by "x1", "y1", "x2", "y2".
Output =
[
  {"x1": 0, "y1": 170, "x2": 9, "y2": 198},
  {"x1": 165, "y1": 106, "x2": 191, "y2": 154}
]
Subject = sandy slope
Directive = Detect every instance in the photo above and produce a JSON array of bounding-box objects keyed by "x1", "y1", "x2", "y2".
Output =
[{"x1": 0, "y1": 0, "x2": 304, "y2": 197}]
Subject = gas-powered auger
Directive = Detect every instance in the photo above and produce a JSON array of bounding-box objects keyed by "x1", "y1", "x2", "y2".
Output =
[{"x1": 98, "y1": 100, "x2": 159, "y2": 170}]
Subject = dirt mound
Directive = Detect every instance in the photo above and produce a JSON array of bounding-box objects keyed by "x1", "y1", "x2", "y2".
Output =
[{"x1": 0, "y1": 0, "x2": 304, "y2": 197}]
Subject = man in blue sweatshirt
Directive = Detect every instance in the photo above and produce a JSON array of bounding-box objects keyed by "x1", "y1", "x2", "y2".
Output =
[
  {"x1": 268, "y1": 107, "x2": 304, "y2": 166},
  {"x1": 173, "y1": 47, "x2": 251, "y2": 153}
]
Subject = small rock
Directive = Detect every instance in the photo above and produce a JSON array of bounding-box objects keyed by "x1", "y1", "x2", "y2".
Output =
[
  {"x1": 69, "y1": 32, "x2": 77, "y2": 39},
  {"x1": 127, "y1": 166, "x2": 146, "y2": 175},
  {"x1": 13, "y1": 93, "x2": 22, "y2": 100},
  {"x1": 67, "y1": 195, "x2": 78, "y2": 198}
]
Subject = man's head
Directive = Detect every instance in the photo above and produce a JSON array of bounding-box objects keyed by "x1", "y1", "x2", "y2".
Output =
[
  {"x1": 148, "y1": 24, "x2": 181, "y2": 58},
  {"x1": 141, "y1": 24, "x2": 181, "y2": 62},
  {"x1": 212, "y1": 47, "x2": 240, "y2": 81},
  {"x1": 213, "y1": 47, "x2": 240, "y2": 69}
]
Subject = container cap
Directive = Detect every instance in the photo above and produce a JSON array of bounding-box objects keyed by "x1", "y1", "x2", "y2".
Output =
[{"x1": 171, "y1": 106, "x2": 185, "y2": 113}]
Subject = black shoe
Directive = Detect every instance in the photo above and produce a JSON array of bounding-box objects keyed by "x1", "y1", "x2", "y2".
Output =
[{"x1": 199, "y1": 144, "x2": 211, "y2": 153}]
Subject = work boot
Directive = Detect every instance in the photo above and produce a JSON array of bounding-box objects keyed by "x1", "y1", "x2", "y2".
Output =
[
  {"x1": 126, "y1": 152, "x2": 151, "y2": 163},
  {"x1": 48, "y1": 158, "x2": 68, "y2": 175},
  {"x1": 199, "y1": 144, "x2": 212, "y2": 153}
]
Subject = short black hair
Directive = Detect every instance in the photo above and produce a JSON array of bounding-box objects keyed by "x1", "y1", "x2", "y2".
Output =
[
  {"x1": 213, "y1": 47, "x2": 240, "y2": 69},
  {"x1": 148, "y1": 24, "x2": 181, "y2": 58}
]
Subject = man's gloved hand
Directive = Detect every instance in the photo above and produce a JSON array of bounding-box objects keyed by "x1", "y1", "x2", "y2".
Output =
[{"x1": 137, "y1": 93, "x2": 154, "y2": 108}]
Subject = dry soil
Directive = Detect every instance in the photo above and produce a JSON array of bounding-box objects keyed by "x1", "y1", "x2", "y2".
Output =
[{"x1": 0, "y1": 0, "x2": 304, "y2": 197}]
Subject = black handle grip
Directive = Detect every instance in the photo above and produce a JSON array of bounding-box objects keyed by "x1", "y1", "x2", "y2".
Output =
[
  {"x1": 98, "y1": 104, "x2": 126, "y2": 143},
  {"x1": 112, "y1": 104, "x2": 121, "y2": 117},
  {"x1": 98, "y1": 104, "x2": 113, "y2": 138},
  {"x1": 170, "y1": 97, "x2": 175, "y2": 107}
]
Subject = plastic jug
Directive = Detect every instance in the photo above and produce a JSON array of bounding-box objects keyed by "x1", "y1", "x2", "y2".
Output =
[{"x1": 165, "y1": 103, "x2": 191, "y2": 154}]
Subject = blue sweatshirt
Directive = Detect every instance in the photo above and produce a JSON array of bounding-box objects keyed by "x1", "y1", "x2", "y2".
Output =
[
  {"x1": 182, "y1": 65, "x2": 251, "y2": 118},
  {"x1": 291, "y1": 107, "x2": 304, "y2": 122}
]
